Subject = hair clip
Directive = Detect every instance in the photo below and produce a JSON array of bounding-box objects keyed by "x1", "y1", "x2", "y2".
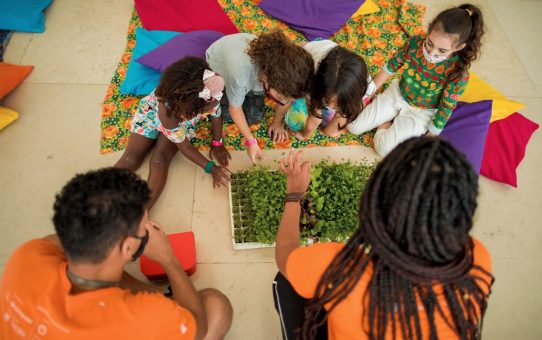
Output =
[{"x1": 465, "y1": 8, "x2": 473, "y2": 16}]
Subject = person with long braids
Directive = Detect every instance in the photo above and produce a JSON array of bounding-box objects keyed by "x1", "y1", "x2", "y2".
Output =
[
  {"x1": 273, "y1": 137, "x2": 494, "y2": 340},
  {"x1": 347, "y1": 4, "x2": 485, "y2": 157}
]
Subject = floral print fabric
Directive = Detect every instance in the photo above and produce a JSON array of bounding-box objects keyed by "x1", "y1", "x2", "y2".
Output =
[{"x1": 100, "y1": 0, "x2": 426, "y2": 154}]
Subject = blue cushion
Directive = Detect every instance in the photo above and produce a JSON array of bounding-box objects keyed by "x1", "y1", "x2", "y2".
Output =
[
  {"x1": 0, "y1": 0, "x2": 54, "y2": 33},
  {"x1": 120, "y1": 28, "x2": 181, "y2": 96},
  {"x1": 136, "y1": 30, "x2": 224, "y2": 72}
]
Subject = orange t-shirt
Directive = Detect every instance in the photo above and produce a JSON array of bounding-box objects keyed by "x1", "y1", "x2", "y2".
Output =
[
  {"x1": 286, "y1": 238, "x2": 492, "y2": 340},
  {"x1": 0, "y1": 239, "x2": 196, "y2": 339}
]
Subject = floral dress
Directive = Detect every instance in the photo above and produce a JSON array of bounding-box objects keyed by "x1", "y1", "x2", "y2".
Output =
[{"x1": 130, "y1": 90, "x2": 221, "y2": 143}]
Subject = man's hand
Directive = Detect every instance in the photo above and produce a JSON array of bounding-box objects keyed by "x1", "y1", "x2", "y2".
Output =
[{"x1": 142, "y1": 221, "x2": 175, "y2": 266}]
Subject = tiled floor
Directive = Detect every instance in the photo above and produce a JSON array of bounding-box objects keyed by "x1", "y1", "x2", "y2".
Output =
[{"x1": 1, "y1": 0, "x2": 541, "y2": 339}]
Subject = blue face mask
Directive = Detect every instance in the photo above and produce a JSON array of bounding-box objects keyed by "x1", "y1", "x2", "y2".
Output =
[{"x1": 130, "y1": 230, "x2": 149, "y2": 262}]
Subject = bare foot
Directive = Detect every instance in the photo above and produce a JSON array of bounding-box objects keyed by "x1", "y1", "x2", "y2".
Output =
[{"x1": 377, "y1": 121, "x2": 392, "y2": 131}]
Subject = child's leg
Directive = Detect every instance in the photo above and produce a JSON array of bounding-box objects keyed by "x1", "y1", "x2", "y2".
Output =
[
  {"x1": 242, "y1": 91, "x2": 265, "y2": 126},
  {"x1": 373, "y1": 108, "x2": 435, "y2": 157},
  {"x1": 146, "y1": 134, "x2": 179, "y2": 209},
  {"x1": 115, "y1": 133, "x2": 156, "y2": 171},
  {"x1": 346, "y1": 80, "x2": 403, "y2": 135}
]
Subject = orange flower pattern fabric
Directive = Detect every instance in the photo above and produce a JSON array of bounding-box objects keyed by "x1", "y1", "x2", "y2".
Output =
[{"x1": 100, "y1": 0, "x2": 425, "y2": 154}]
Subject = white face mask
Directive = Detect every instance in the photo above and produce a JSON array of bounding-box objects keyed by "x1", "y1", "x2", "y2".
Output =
[{"x1": 422, "y1": 42, "x2": 449, "y2": 64}]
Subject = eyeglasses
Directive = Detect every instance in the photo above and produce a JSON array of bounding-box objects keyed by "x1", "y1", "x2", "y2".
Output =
[{"x1": 264, "y1": 83, "x2": 289, "y2": 106}]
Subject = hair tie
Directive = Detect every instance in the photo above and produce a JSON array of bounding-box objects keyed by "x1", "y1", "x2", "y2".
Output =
[
  {"x1": 198, "y1": 70, "x2": 224, "y2": 102},
  {"x1": 465, "y1": 8, "x2": 473, "y2": 16}
]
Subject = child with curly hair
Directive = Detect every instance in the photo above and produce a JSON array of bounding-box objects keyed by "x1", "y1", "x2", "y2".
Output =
[
  {"x1": 115, "y1": 57, "x2": 231, "y2": 209},
  {"x1": 348, "y1": 4, "x2": 485, "y2": 156},
  {"x1": 206, "y1": 31, "x2": 314, "y2": 163}
]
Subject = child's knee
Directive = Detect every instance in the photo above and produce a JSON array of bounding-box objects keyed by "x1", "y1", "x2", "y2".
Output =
[
  {"x1": 373, "y1": 130, "x2": 395, "y2": 157},
  {"x1": 150, "y1": 151, "x2": 175, "y2": 169}
]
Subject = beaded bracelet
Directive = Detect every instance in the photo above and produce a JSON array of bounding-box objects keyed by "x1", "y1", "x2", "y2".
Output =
[
  {"x1": 245, "y1": 138, "x2": 257, "y2": 146},
  {"x1": 204, "y1": 160, "x2": 216, "y2": 174},
  {"x1": 211, "y1": 139, "x2": 223, "y2": 147}
]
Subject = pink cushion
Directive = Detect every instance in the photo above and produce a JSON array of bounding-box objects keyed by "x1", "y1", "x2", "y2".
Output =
[
  {"x1": 480, "y1": 112, "x2": 539, "y2": 187},
  {"x1": 134, "y1": 0, "x2": 239, "y2": 35}
]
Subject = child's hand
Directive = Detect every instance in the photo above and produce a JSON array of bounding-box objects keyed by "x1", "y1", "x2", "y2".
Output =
[
  {"x1": 268, "y1": 123, "x2": 288, "y2": 143},
  {"x1": 247, "y1": 143, "x2": 265, "y2": 164},
  {"x1": 280, "y1": 149, "x2": 311, "y2": 194},
  {"x1": 210, "y1": 145, "x2": 232, "y2": 167},
  {"x1": 211, "y1": 165, "x2": 231, "y2": 189}
]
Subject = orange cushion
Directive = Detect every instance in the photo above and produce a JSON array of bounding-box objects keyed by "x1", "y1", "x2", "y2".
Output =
[
  {"x1": 0, "y1": 63, "x2": 33, "y2": 99},
  {"x1": 140, "y1": 231, "x2": 197, "y2": 281}
]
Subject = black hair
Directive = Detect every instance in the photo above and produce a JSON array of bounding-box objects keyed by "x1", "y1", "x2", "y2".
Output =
[
  {"x1": 309, "y1": 46, "x2": 369, "y2": 129},
  {"x1": 303, "y1": 137, "x2": 494, "y2": 339},
  {"x1": 155, "y1": 56, "x2": 215, "y2": 120},
  {"x1": 429, "y1": 4, "x2": 485, "y2": 82},
  {"x1": 53, "y1": 167, "x2": 150, "y2": 264}
]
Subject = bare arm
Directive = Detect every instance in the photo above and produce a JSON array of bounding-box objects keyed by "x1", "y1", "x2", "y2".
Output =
[
  {"x1": 269, "y1": 101, "x2": 293, "y2": 143},
  {"x1": 373, "y1": 68, "x2": 393, "y2": 90},
  {"x1": 275, "y1": 150, "x2": 311, "y2": 277},
  {"x1": 229, "y1": 105, "x2": 264, "y2": 164},
  {"x1": 176, "y1": 139, "x2": 230, "y2": 188},
  {"x1": 143, "y1": 222, "x2": 208, "y2": 340}
]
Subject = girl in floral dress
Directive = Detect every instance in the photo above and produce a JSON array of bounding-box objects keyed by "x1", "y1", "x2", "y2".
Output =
[{"x1": 115, "y1": 57, "x2": 231, "y2": 209}]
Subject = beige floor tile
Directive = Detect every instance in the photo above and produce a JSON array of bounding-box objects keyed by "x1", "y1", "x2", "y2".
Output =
[
  {"x1": 19, "y1": 0, "x2": 133, "y2": 84},
  {"x1": 192, "y1": 146, "x2": 379, "y2": 264},
  {"x1": 0, "y1": 83, "x2": 117, "y2": 264},
  {"x1": 2, "y1": 32, "x2": 34, "y2": 65},
  {"x1": 483, "y1": 258, "x2": 542, "y2": 339},
  {"x1": 472, "y1": 97, "x2": 542, "y2": 259},
  {"x1": 489, "y1": 0, "x2": 542, "y2": 96},
  {"x1": 415, "y1": 0, "x2": 539, "y2": 98}
]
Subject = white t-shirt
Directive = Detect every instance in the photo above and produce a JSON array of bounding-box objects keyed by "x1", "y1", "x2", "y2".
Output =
[{"x1": 303, "y1": 40, "x2": 377, "y2": 99}]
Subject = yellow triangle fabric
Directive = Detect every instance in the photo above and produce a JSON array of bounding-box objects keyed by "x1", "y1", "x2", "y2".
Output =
[
  {"x1": 352, "y1": 0, "x2": 380, "y2": 17},
  {"x1": 0, "y1": 106, "x2": 19, "y2": 130},
  {"x1": 461, "y1": 73, "x2": 525, "y2": 123}
]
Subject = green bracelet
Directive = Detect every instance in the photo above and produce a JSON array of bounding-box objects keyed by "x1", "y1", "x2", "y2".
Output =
[{"x1": 204, "y1": 160, "x2": 216, "y2": 174}]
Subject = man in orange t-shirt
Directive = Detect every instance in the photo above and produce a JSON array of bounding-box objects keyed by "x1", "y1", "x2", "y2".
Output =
[{"x1": 1, "y1": 168, "x2": 232, "y2": 339}]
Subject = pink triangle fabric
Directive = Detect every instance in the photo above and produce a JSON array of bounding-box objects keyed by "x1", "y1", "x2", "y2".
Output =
[
  {"x1": 480, "y1": 112, "x2": 539, "y2": 187},
  {"x1": 134, "y1": 0, "x2": 239, "y2": 35}
]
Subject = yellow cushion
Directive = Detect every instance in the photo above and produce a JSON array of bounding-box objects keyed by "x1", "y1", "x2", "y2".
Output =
[
  {"x1": 352, "y1": 0, "x2": 380, "y2": 17},
  {"x1": 461, "y1": 72, "x2": 525, "y2": 123},
  {"x1": 0, "y1": 106, "x2": 20, "y2": 130}
]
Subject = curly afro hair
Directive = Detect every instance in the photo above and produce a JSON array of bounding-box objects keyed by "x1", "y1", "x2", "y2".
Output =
[
  {"x1": 247, "y1": 30, "x2": 314, "y2": 99},
  {"x1": 53, "y1": 167, "x2": 150, "y2": 264},
  {"x1": 155, "y1": 56, "x2": 214, "y2": 120}
]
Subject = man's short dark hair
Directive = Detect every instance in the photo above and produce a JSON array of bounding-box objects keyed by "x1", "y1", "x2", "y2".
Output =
[{"x1": 53, "y1": 168, "x2": 150, "y2": 264}]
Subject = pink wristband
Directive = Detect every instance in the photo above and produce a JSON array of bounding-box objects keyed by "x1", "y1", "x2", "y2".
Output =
[
  {"x1": 245, "y1": 138, "x2": 257, "y2": 146},
  {"x1": 211, "y1": 139, "x2": 223, "y2": 147}
]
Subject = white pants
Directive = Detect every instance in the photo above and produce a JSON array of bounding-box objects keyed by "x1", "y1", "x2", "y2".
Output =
[{"x1": 347, "y1": 80, "x2": 436, "y2": 156}]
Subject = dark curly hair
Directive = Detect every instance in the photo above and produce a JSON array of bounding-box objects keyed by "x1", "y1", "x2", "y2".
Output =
[
  {"x1": 247, "y1": 30, "x2": 314, "y2": 98},
  {"x1": 429, "y1": 4, "x2": 485, "y2": 82},
  {"x1": 53, "y1": 167, "x2": 150, "y2": 264},
  {"x1": 303, "y1": 137, "x2": 494, "y2": 340},
  {"x1": 309, "y1": 46, "x2": 369, "y2": 129},
  {"x1": 155, "y1": 56, "x2": 215, "y2": 120}
]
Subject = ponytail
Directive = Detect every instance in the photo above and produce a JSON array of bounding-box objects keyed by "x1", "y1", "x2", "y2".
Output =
[{"x1": 428, "y1": 3, "x2": 485, "y2": 82}]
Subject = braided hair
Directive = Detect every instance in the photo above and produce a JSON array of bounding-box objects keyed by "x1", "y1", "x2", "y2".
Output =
[
  {"x1": 155, "y1": 56, "x2": 213, "y2": 120},
  {"x1": 302, "y1": 137, "x2": 494, "y2": 340},
  {"x1": 428, "y1": 4, "x2": 485, "y2": 82}
]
